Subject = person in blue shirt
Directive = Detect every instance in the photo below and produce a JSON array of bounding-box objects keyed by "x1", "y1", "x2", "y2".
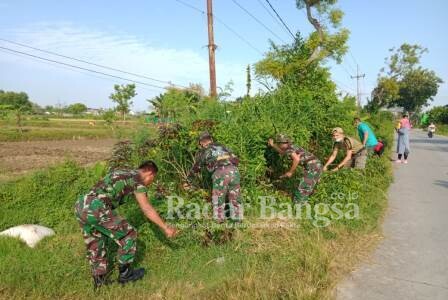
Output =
[{"x1": 354, "y1": 117, "x2": 378, "y2": 150}]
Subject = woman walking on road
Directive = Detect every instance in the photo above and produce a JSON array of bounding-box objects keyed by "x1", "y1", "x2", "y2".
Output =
[{"x1": 396, "y1": 113, "x2": 411, "y2": 164}]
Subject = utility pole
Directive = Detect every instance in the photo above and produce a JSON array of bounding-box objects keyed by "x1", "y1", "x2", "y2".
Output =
[
  {"x1": 351, "y1": 64, "x2": 365, "y2": 107},
  {"x1": 206, "y1": 0, "x2": 217, "y2": 98}
]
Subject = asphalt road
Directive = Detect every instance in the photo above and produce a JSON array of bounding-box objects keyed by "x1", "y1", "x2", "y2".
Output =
[{"x1": 336, "y1": 130, "x2": 448, "y2": 300}]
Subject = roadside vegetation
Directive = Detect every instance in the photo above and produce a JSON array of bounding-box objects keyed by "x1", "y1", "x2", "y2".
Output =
[
  {"x1": 0, "y1": 68, "x2": 395, "y2": 299},
  {"x1": 426, "y1": 105, "x2": 448, "y2": 136},
  {"x1": 1, "y1": 0, "x2": 442, "y2": 298}
]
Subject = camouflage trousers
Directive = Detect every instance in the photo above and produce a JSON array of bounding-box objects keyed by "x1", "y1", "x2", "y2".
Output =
[
  {"x1": 74, "y1": 194, "x2": 137, "y2": 276},
  {"x1": 293, "y1": 160, "x2": 323, "y2": 203},
  {"x1": 211, "y1": 165, "x2": 242, "y2": 222}
]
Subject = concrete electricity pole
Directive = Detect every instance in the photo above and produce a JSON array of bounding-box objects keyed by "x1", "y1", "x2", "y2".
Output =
[
  {"x1": 351, "y1": 64, "x2": 365, "y2": 107},
  {"x1": 206, "y1": 0, "x2": 217, "y2": 98}
]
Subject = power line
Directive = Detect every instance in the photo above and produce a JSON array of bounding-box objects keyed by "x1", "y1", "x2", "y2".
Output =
[
  {"x1": 344, "y1": 58, "x2": 357, "y2": 74},
  {"x1": 172, "y1": 0, "x2": 263, "y2": 55},
  {"x1": 214, "y1": 17, "x2": 263, "y2": 55},
  {"x1": 338, "y1": 63, "x2": 353, "y2": 77},
  {"x1": 334, "y1": 85, "x2": 353, "y2": 96},
  {"x1": 333, "y1": 79, "x2": 356, "y2": 94},
  {"x1": 230, "y1": 0, "x2": 285, "y2": 43},
  {"x1": 0, "y1": 46, "x2": 169, "y2": 90},
  {"x1": 174, "y1": 0, "x2": 205, "y2": 15},
  {"x1": 0, "y1": 37, "x2": 188, "y2": 89},
  {"x1": 348, "y1": 50, "x2": 358, "y2": 67},
  {"x1": 264, "y1": 0, "x2": 296, "y2": 40},
  {"x1": 340, "y1": 49, "x2": 357, "y2": 74},
  {"x1": 0, "y1": 48, "x2": 162, "y2": 94},
  {"x1": 256, "y1": 0, "x2": 289, "y2": 36},
  {"x1": 334, "y1": 59, "x2": 357, "y2": 80}
]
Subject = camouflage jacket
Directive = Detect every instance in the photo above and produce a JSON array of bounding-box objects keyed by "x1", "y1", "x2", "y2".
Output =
[
  {"x1": 88, "y1": 169, "x2": 148, "y2": 209},
  {"x1": 188, "y1": 143, "x2": 239, "y2": 180},
  {"x1": 285, "y1": 144, "x2": 318, "y2": 165}
]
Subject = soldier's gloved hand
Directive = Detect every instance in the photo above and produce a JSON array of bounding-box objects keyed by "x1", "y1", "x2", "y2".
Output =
[
  {"x1": 164, "y1": 226, "x2": 178, "y2": 238},
  {"x1": 267, "y1": 138, "x2": 274, "y2": 147}
]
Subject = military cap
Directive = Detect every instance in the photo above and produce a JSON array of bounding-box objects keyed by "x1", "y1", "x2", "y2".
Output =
[
  {"x1": 331, "y1": 127, "x2": 344, "y2": 134},
  {"x1": 198, "y1": 131, "x2": 213, "y2": 142},
  {"x1": 275, "y1": 134, "x2": 291, "y2": 143}
]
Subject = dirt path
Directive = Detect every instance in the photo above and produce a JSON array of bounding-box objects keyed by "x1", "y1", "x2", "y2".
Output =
[
  {"x1": 0, "y1": 139, "x2": 117, "y2": 180},
  {"x1": 336, "y1": 130, "x2": 448, "y2": 299}
]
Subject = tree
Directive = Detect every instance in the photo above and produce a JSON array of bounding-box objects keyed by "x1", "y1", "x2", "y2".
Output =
[
  {"x1": 186, "y1": 83, "x2": 206, "y2": 97},
  {"x1": 246, "y1": 65, "x2": 251, "y2": 97},
  {"x1": 44, "y1": 105, "x2": 54, "y2": 112},
  {"x1": 428, "y1": 106, "x2": 448, "y2": 124},
  {"x1": 148, "y1": 85, "x2": 202, "y2": 120},
  {"x1": 54, "y1": 102, "x2": 67, "y2": 117},
  {"x1": 29, "y1": 102, "x2": 43, "y2": 114},
  {"x1": 255, "y1": 0, "x2": 349, "y2": 87},
  {"x1": 366, "y1": 77, "x2": 400, "y2": 112},
  {"x1": 66, "y1": 103, "x2": 87, "y2": 115},
  {"x1": 395, "y1": 69, "x2": 442, "y2": 112},
  {"x1": 109, "y1": 84, "x2": 137, "y2": 121},
  {"x1": 0, "y1": 90, "x2": 33, "y2": 130},
  {"x1": 295, "y1": 0, "x2": 349, "y2": 65},
  {"x1": 370, "y1": 44, "x2": 443, "y2": 112},
  {"x1": 102, "y1": 109, "x2": 117, "y2": 130},
  {"x1": 382, "y1": 44, "x2": 427, "y2": 78}
]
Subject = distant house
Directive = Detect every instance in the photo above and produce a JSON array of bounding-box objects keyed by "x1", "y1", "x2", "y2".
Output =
[
  {"x1": 380, "y1": 106, "x2": 404, "y2": 117},
  {"x1": 85, "y1": 108, "x2": 102, "y2": 116}
]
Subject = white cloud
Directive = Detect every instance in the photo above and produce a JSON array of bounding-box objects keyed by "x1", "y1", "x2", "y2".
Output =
[{"x1": 0, "y1": 23, "x2": 251, "y2": 110}]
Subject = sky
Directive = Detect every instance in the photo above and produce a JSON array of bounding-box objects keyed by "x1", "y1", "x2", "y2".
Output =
[{"x1": 0, "y1": 0, "x2": 447, "y2": 112}]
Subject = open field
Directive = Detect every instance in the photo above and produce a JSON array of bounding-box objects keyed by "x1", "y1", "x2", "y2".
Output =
[
  {"x1": 0, "y1": 117, "x2": 156, "y2": 181},
  {"x1": 0, "y1": 118, "x2": 144, "y2": 142},
  {"x1": 0, "y1": 138, "x2": 117, "y2": 181}
]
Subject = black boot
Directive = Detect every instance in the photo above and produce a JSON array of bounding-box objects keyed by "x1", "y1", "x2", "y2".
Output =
[
  {"x1": 93, "y1": 274, "x2": 112, "y2": 290},
  {"x1": 118, "y1": 264, "x2": 145, "y2": 284}
]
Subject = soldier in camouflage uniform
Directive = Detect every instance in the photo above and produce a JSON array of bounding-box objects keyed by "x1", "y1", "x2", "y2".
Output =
[
  {"x1": 184, "y1": 132, "x2": 242, "y2": 222},
  {"x1": 268, "y1": 134, "x2": 323, "y2": 203},
  {"x1": 74, "y1": 160, "x2": 177, "y2": 289}
]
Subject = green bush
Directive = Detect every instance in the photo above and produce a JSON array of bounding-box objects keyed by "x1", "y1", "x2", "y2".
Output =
[
  {"x1": 428, "y1": 106, "x2": 448, "y2": 124},
  {"x1": 139, "y1": 81, "x2": 359, "y2": 189},
  {"x1": 0, "y1": 76, "x2": 395, "y2": 298}
]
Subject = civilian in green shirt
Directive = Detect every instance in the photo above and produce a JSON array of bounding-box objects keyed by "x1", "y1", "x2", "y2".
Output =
[{"x1": 354, "y1": 117, "x2": 378, "y2": 149}]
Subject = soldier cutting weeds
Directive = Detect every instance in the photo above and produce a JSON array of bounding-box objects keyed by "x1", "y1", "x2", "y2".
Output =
[
  {"x1": 268, "y1": 134, "x2": 322, "y2": 203},
  {"x1": 74, "y1": 160, "x2": 177, "y2": 289},
  {"x1": 184, "y1": 131, "x2": 242, "y2": 222}
]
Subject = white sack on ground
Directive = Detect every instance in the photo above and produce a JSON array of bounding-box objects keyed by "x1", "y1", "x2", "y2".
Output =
[{"x1": 0, "y1": 224, "x2": 55, "y2": 248}]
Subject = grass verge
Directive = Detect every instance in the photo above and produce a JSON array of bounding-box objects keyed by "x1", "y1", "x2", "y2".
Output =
[
  {"x1": 0, "y1": 118, "x2": 146, "y2": 141},
  {"x1": 0, "y1": 150, "x2": 392, "y2": 299}
]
